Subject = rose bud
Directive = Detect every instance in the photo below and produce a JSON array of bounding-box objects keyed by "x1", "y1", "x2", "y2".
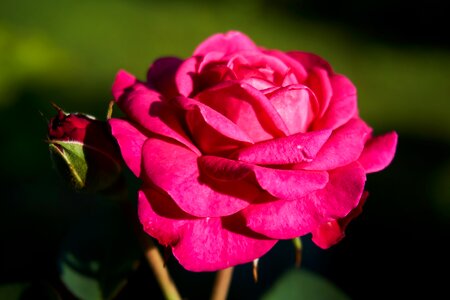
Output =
[
  {"x1": 48, "y1": 105, "x2": 122, "y2": 193},
  {"x1": 109, "y1": 31, "x2": 397, "y2": 271}
]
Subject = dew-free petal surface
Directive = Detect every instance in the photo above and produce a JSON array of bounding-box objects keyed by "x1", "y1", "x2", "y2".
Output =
[{"x1": 243, "y1": 162, "x2": 366, "y2": 239}]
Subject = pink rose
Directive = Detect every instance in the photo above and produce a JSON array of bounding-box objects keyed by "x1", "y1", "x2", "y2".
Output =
[{"x1": 109, "y1": 31, "x2": 397, "y2": 271}]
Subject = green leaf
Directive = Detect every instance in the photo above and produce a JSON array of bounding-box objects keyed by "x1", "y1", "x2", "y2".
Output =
[
  {"x1": 59, "y1": 198, "x2": 140, "y2": 300},
  {"x1": 262, "y1": 268, "x2": 350, "y2": 300},
  {"x1": 60, "y1": 260, "x2": 102, "y2": 300},
  {"x1": 0, "y1": 283, "x2": 29, "y2": 300}
]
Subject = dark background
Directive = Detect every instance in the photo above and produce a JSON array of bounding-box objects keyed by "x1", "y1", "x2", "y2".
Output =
[{"x1": 1, "y1": 0, "x2": 449, "y2": 299}]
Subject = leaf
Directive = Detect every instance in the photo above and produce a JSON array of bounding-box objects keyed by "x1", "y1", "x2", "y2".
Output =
[
  {"x1": 262, "y1": 268, "x2": 350, "y2": 300},
  {"x1": 0, "y1": 283, "x2": 29, "y2": 300},
  {"x1": 59, "y1": 198, "x2": 140, "y2": 300}
]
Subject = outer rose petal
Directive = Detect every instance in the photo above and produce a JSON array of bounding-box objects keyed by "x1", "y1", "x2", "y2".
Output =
[
  {"x1": 173, "y1": 215, "x2": 277, "y2": 271},
  {"x1": 113, "y1": 78, "x2": 200, "y2": 155},
  {"x1": 287, "y1": 51, "x2": 332, "y2": 74},
  {"x1": 143, "y1": 138, "x2": 256, "y2": 217},
  {"x1": 139, "y1": 187, "x2": 277, "y2": 271},
  {"x1": 312, "y1": 191, "x2": 368, "y2": 248},
  {"x1": 234, "y1": 129, "x2": 332, "y2": 165},
  {"x1": 139, "y1": 188, "x2": 193, "y2": 247},
  {"x1": 297, "y1": 118, "x2": 372, "y2": 171},
  {"x1": 175, "y1": 56, "x2": 198, "y2": 97},
  {"x1": 193, "y1": 31, "x2": 258, "y2": 56},
  {"x1": 358, "y1": 131, "x2": 398, "y2": 173},
  {"x1": 112, "y1": 70, "x2": 137, "y2": 100},
  {"x1": 108, "y1": 118, "x2": 147, "y2": 177},
  {"x1": 199, "y1": 156, "x2": 329, "y2": 200},
  {"x1": 147, "y1": 56, "x2": 183, "y2": 99},
  {"x1": 243, "y1": 162, "x2": 366, "y2": 239}
]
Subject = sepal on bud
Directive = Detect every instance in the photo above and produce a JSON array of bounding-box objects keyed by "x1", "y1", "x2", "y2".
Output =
[{"x1": 48, "y1": 105, "x2": 123, "y2": 193}]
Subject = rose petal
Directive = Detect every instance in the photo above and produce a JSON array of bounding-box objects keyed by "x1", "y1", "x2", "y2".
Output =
[
  {"x1": 108, "y1": 118, "x2": 147, "y2": 177},
  {"x1": 173, "y1": 215, "x2": 277, "y2": 271},
  {"x1": 358, "y1": 131, "x2": 398, "y2": 173},
  {"x1": 139, "y1": 187, "x2": 277, "y2": 272},
  {"x1": 116, "y1": 81, "x2": 200, "y2": 155},
  {"x1": 175, "y1": 56, "x2": 198, "y2": 97},
  {"x1": 234, "y1": 129, "x2": 332, "y2": 165},
  {"x1": 112, "y1": 70, "x2": 137, "y2": 100},
  {"x1": 174, "y1": 96, "x2": 254, "y2": 154},
  {"x1": 195, "y1": 81, "x2": 289, "y2": 142},
  {"x1": 287, "y1": 51, "x2": 333, "y2": 74},
  {"x1": 147, "y1": 57, "x2": 183, "y2": 99},
  {"x1": 226, "y1": 51, "x2": 290, "y2": 84},
  {"x1": 139, "y1": 188, "x2": 194, "y2": 246},
  {"x1": 193, "y1": 31, "x2": 258, "y2": 56},
  {"x1": 314, "y1": 74, "x2": 357, "y2": 130},
  {"x1": 143, "y1": 138, "x2": 254, "y2": 217},
  {"x1": 267, "y1": 85, "x2": 318, "y2": 134},
  {"x1": 312, "y1": 191, "x2": 368, "y2": 248},
  {"x1": 297, "y1": 118, "x2": 372, "y2": 171},
  {"x1": 199, "y1": 156, "x2": 329, "y2": 200},
  {"x1": 263, "y1": 50, "x2": 308, "y2": 82},
  {"x1": 243, "y1": 162, "x2": 366, "y2": 239},
  {"x1": 306, "y1": 67, "x2": 332, "y2": 119}
]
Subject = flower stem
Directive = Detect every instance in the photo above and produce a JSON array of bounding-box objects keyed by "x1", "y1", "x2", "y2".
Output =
[
  {"x1": 140, "y1": 235, "x2": 182, "y2": 300},
  {"x1": 210, "y1": 267, "x2": 234, "y2": 300},
  {"x1": 114, "y1": 177, "x2": 181, "y2": 300}
]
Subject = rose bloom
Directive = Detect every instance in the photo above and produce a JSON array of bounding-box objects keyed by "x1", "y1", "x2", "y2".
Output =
[{"x1": 109, "y1": 31, "x2": 397, "y2": 271}]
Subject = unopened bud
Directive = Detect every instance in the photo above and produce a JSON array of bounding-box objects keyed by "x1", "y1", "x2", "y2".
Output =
[{"x1": 48, "y1": 104, "x2": 122, "y2": 193}]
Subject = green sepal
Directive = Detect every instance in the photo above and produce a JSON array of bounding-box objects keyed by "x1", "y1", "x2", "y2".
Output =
[{"x1": 49, "y1": 141, "x2": 87, "y2": 191}]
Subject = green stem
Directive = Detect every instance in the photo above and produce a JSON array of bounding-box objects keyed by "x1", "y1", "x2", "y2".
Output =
[
  {"x1": 210, "y1": 267, "x2": 234, "y2": 300},
  {"x1": 115, "y1": 177, "x2": 181, "y2": 300},
  {"x1": 140, "y1": 235, "x2": 182, "y2": 300}
]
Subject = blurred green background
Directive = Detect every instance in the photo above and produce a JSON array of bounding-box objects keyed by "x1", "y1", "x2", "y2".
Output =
[{"x1": 1, "y1": 0, "x2": 449, "y2": 299}]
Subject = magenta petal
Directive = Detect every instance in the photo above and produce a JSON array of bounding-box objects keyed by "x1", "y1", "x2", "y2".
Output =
[
  {"x1": 147, "y1": 56, "x2": 183, "y2": 99},
  {"x1": 138, "y1": 188, "x2": 194, "y2": 247},
  {"x1": 253, "y1": 167, "x2": 329, "y2": 200},
  {"x1": 139, "y1": 187, "x2": 276, "y2": 271},
  {"x1": 108, "y1": 118, "x2": 147, "y2": 177},
  {"x1": 263, "y1": 50, "x2": 308, "y2": 82},
  {"x1": 312, "y1": 191, "x2": 368, "y2": 248},
  {"x1": 267, "y1": 85, "x2": 318, "y2": 134},
  {"x1": 311, "y1": 221, "x2": 342, "y2": 249},
  {"x1": 193, "y1": 31, "x2": 258, "y2": 56},
  {"x1": 243, "y1": 162, "x2": 366, "y2": 239},
  {"x1": 174, "y1": 96, "x2": 254, "y2": 154},
  {"x1": 112, "y1": 70, "x2": 137, "y2": 100},
  {"x1": 143, "y1": 138, "x2": 251, "y2": 217},
  {"x1": 196, "y1": 81, "x2": 289, "y2": 142},
  {"x1": 172, "y1": 215, "x2": 277, "y2": 271},
  {"x1": 358, "y1": 131, "x2": 398, "y2": 173},
  {"x1": 314, "y1": 74, "x2": 357, "y2": 130},
  {"x1": 199, "y1": 156, "x2": 328, "y2": 200},
  {"x1": 287, "y1": 51, "x2": 332, "y2": 73},
  {"x1": 298, "y1": 118, "x2": 372, "y2": 171},
  {"x1": 306, "y1": 67, "x2": 332, "y2": 119},
  {"x1": 235, "y1": 129, "x2": 332, "y2": 165},
  {"x1": 175, "y1": 56, "x2": 197, "y2": 97},
  {"x1": 117, "y1": 83, "x2": 200, "y2": 155}
]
